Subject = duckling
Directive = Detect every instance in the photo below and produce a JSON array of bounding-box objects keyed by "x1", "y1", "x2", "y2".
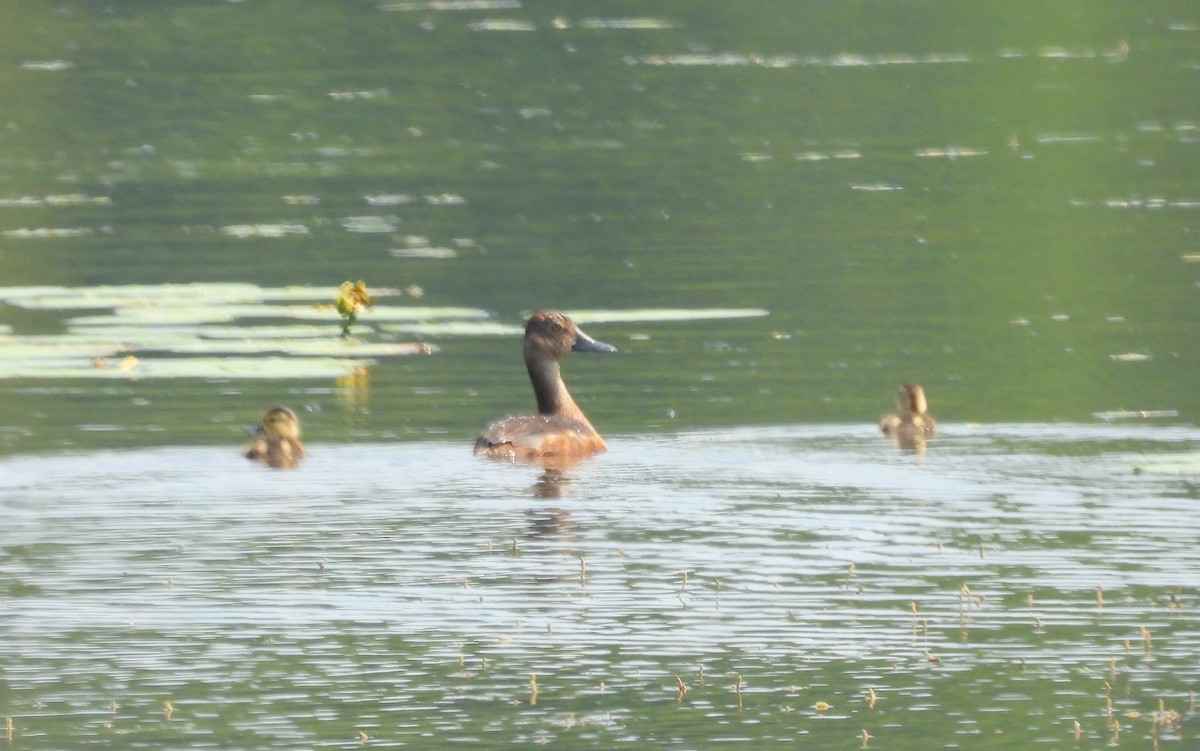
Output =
[
  {"x1": 475, "y1": 309, "x2": 616, "y2": 464},
  {"x1": 245, "y1": 405, "x2": 305, "y2": 469},
  {"x1": 880, "y1": 383, "x2": 937, "y2": 439}
]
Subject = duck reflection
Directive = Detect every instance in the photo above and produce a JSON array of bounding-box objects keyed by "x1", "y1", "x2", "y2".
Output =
[
  {"x1": 523, "y1": 499, "x2": 582, "y2": 586},
  {"x1": 525, "y1": 468, "x2": 578, "y2": 543},
  {"x1": 526, "y1": 505, "x2": 577, "y2": 542},
  {"x1": 533, "y1": 467, "x2": 573, "y2": 498}
]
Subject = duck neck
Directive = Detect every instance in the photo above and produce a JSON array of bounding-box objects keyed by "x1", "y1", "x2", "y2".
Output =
[{"x1": 526, "y1": 356, "x2": 591, "y2": 428}]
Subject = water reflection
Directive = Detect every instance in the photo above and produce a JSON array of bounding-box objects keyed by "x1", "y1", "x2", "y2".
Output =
[
  {"x1": 888, "y1": 430, "x2": 929, "y2": 454},
  {"x1": 525, "y1": 504, "x2": 576, "y2": 544},
  {"x1": 531, "y1": 467, "x2": 574, "y2": 499}
]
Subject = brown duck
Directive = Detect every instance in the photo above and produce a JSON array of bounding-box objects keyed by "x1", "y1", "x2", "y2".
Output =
[{"x1": 475, "y1": 309, "x2": 616, "y2": 463}]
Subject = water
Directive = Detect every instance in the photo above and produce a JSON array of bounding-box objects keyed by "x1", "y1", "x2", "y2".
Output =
[
  {"x1": 1, "y1": 1, "x2": 1199, "y2": 748},
  {"x1": 2, "y1": 425, "x2": 1197, "y2": 748},
  {"x1": 2, "y1": 1, "x2": 1198, "y2": 443}
]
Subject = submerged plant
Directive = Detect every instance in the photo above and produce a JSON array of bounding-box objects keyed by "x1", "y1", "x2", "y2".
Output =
[{"x1": 335, "y1": 280, "x2": 371, "y2": 338}]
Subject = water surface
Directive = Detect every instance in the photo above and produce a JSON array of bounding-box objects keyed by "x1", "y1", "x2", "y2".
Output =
[
  {"x1": 1, "y1": 1, "x2": 1198, "y2": 443},
  {"x1": 1, "y1": 2, "x2": 1198, "y2": 748},
  {"x1": 3, "y1": 424, "x2": 1197, "y2": 748}
]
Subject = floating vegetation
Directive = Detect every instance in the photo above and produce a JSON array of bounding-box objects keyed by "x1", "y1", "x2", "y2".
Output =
[
  {"x1": 0, "y1": 283, "x2": 454, "y2": 380},
  {"x1": 35, "y1": 302, "x2": 469, "y2": 330},
  {"x1": 630, "y1": 53, "x2": 789, "y2": 68},
  {"x1": 390, "y1": 245, "x2": 458, "y2": 259},
  {"x1": 469, "y1": 19, "x2": 536, "y2": 32},
  {"x1": 381, "y1": 0, "x2": 522, "y2": 10},
  {"x1": 1109, "y1": 352, "x2": 1152, "y2": 362},
  {"x1": 20, "y1": 60, "x2": 75, "y2": 71},
  {"x1": 0, "y1": 356, "x2": 376, "y2": 380},
  {"x1": 628, "y1": 45, "x2": 1126, "y2": 69},
  {"x1": 914, "y1": 146, "x2": 989, "y2": 158},
  {"x1": 169, "y1": 340, "x2": 432, "y2": 357},
  {"x1": 365, "y1": 194, "x2": 414, "y2": 206},
  {"x1": 628, "y1": 52, "x2": 971, "y2": 68},
  {"x1": 1034, "y1": 133, "x2": 1105, "y2": 144},
  {"x1": 567, "y1": 308, "x2": 770, "y2": 324},
  {"x1": 576, "y1": 18, "x2": 675, "y2": 30},
  {"x1": 424, "y1": 193, "x2": 467, "y2": 205},
  {"x1": 795, "y1": 150, "x2": 861, "y2": 161},
  {"x1": 377, "y1": 309, "x2": 770, "y2": 337},
  {"x1": 0, "y1": 194, "x2": 111, "y2": 207},
  {"x1": 0, "y1": 296, "x2": 757, "y2": 378},
  {"x1": 379, "y1": 321, "x2": 525, "y2": 337},
  {"x1": 1093, "y1": 409, "x2": 1180, "y2": 421},
  {"x1": 2, "y1": 227, "x2": 93, "y2": 238},
  {"x1": 1069, "y1": 197, "x2": 1200, "y2": 210},
  {"x1": 1037, "y1": 42, "x2": 1129, "y2": 61},
  {"x1": 220, "y1": 223, "x2": 309, "y2": 238},
  {"x1": 328, "y1": 89, "x2": 390, "y2": 101},
  {"x1": 0, "y1": 283, "x2": 394, "y2": 309},
  {"x1": 341, "y1": 215, "x2": 400, "y2": 233}
]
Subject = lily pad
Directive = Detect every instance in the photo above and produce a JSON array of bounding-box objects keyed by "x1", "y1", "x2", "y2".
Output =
[
  {"x1": 0, "y1": 285, "x2": 769, "y2": 381},
  {"x1": 220, "y1": 223, "x2": 309, "y2": 238},
  {"x1": 378, "y1": 321, "x2": 525, "y2": 336},
  {"x1": 0, "y1": 284, "x2": 454, "y2": 381},
  {"x1": 379, "y1": 309, "x2": 771, "y2": 336},
  {"x1": 197, "y1": 325, "x2": 343, "y2": 340},
  {"x1": 0, "y1": 283, "x2": 403, "y2": 310},
  {"x1": 324, "y1": 305, "x2": 489, "y2": 322},
  {"x1": 0, "y1": 341, "x2": 126, "y2": 359},
  {"x1": 0, "y1": 356, "x2": 374, "y2": 380},
  {"x1": 64, "y1": 304, "x2": 488, "y2": 327},
  {"x1": 1093, "y1": 409, "x2": 1179, "y2": 421},
  {"x1": 162, "y1": 341, "x2": 435, "y2": 356},
  {"x1": 1129, "y1": 454, "x2": 1200, "y2": 474},
  {"x1": 567, "y1": 308, "x2": 770, "y2": 324}
]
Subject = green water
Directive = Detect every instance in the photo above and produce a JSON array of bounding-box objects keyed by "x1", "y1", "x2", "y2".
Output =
[
  {"x1": 1, "y1": 1, "x2": 1198, "y2": 449},
  {"x1": 0, "y1": 2, "x2": 1198, "y2": 749}
]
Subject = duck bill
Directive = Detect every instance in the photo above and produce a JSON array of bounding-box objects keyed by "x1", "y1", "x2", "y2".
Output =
[{"x1": 572, "y1": 327, "x2": 617, "y2": 353}]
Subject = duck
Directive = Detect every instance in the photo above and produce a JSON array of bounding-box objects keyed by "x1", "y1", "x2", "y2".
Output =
[
  {"x1": 475, "y1": 309, "x2": 616, "y2": 463},
  {"x1": 244, "y1": 405, "x2": 306, "y2": 469},
  {"x1": 879, "y1": 383, "x2": 937, "y2": 439}
]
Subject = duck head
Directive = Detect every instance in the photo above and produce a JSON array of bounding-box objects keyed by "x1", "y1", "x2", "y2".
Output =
[{"x1": 524, "y1": 309, "x2": 617, "y2": 362}]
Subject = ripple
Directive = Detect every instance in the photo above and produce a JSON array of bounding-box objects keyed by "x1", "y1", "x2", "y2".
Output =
[{"x1": 2, "y1": 425, "x2": 1197, "y2": 748}]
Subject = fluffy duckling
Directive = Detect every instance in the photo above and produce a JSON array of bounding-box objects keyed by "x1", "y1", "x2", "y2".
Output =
[
  {"x1": 245, "y1": 405, "x2": 306, "y2": 469},
  {"x1": 880, "y1": 383, "x2": 937, "y2": 439}
]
